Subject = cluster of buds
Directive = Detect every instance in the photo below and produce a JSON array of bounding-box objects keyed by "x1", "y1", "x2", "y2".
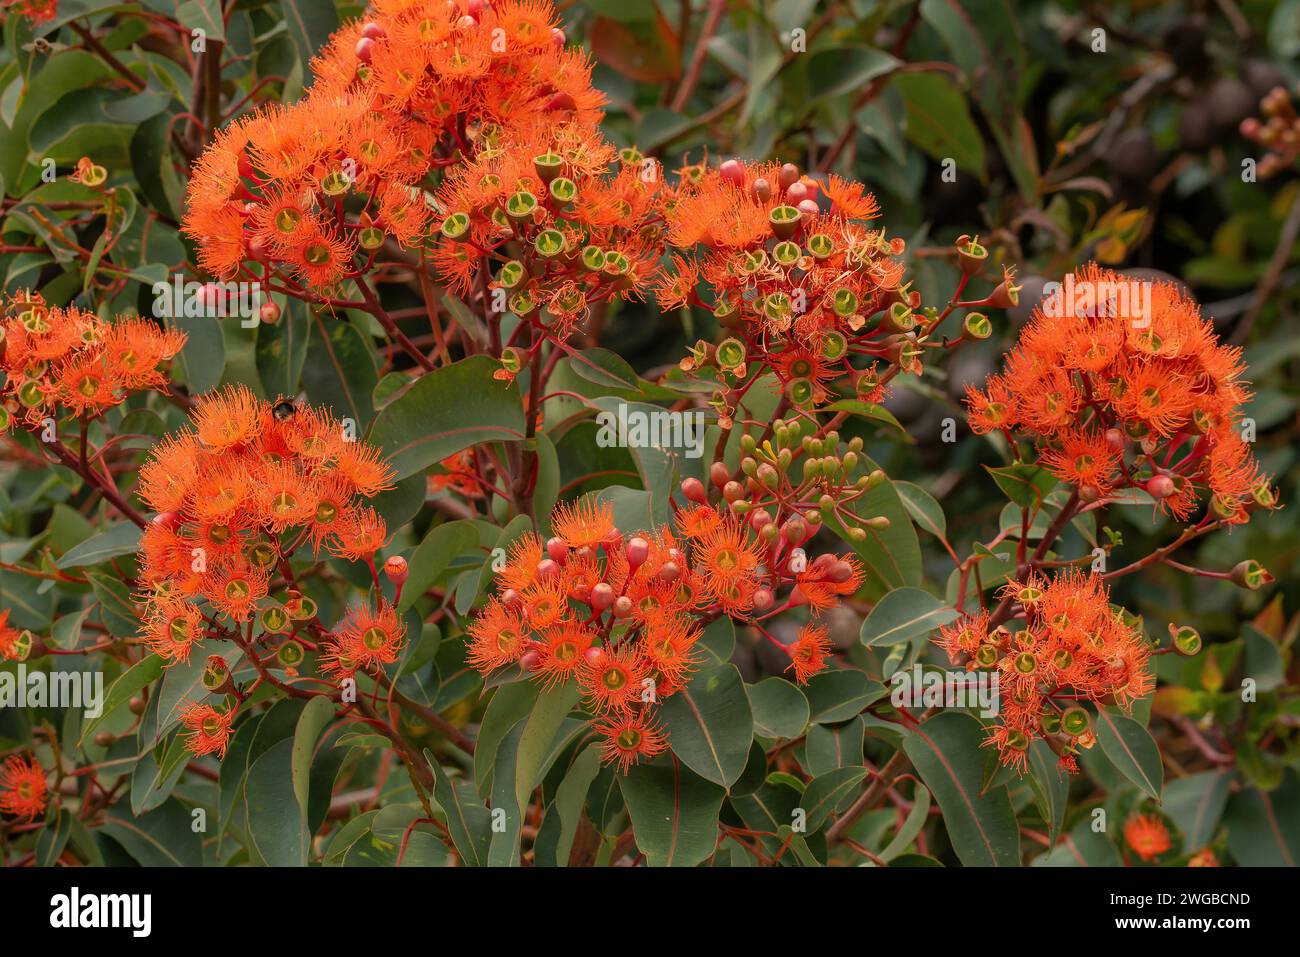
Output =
[
  {"x1": 1239, "y1": 84, "x2": 1300, "y2": 179},
  {"x1": 701, "y1": 417, "x2": 890, "y2": 549}
]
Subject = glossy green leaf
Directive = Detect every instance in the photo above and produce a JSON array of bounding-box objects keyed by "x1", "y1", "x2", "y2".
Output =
[
  {"x1": 659, "y1": 664, "x2": 754, "y2": 788},
  {"x1": 902, "y1": 712, "x2": 1020, "y2": 866}
]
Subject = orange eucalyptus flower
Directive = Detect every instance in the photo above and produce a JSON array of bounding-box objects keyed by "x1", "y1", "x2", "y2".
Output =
[{"x1": 0, "y1": 755, "x2": 47, "y2": 821}]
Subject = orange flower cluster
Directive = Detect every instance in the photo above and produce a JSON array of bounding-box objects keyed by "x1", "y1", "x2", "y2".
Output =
[
  {"x1": 662, "y1": 158, "x2": 911, "y2": 409},
  {"x1": 135, "y1": 386, "x2": 395, "y2": 665},
  {"x1": 0, "y1": 754, "x2": 47, "y2": 822},
  {"x1": 966, "y1": 263, "x2": 1274, "y2": 524},
  {"x1": 0, "y1": 291, "x2": 185, "y2": 431},
  {"x1": 1124, "y1": 813, "x2": 1172, "y2": 862},
  {"x1": 938, "y1": 570, "x2": 1152, "y2": 773},
  {"x1": 432, "y1": 125, "x2": 666, "y2": 335},
  {"x1": 184, "y1": 0, "x2": 604, "y2": 291},
  {"x1": 318, "y1": 600, "x2": 408, "y2": 682},
  {"x1": 466, "y1": 498, "x2": 863, "y2": 772}
]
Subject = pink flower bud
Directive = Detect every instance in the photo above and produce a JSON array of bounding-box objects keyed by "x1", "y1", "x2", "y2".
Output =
[
  {"x1": 719, "y1": 159, "x2": 745, "y2": 188},
  {"x1": 680, "y1": 477, "x2": 707, "y2": 504},
  {"x1": 584, "y1": 646, "x2": 606, "y2": 667},
  {"x1": 589, "y1": 582, "x2": 614, "y2": 613},
  {"x1": 1146, "y1": 474, "x2": 1175, "y2": 499},
  {"x1": 355, "y1": 37, "x2": 375, "y2": 63},
  {"x1": 383, "y1": 555, "x2": 408, "y2": 586},
  {"x1": 613, "y1": 596, "x2": 633, "y2": 618},
  {"x1": 827, "y1": 561, "x2": 853, "y2": 583},
  {"x1": 626, "y1": 536, "x2": 650, "y2": 570},
  {"x1": 546, "y1": 536, "x2": 568, "y2": 564}
]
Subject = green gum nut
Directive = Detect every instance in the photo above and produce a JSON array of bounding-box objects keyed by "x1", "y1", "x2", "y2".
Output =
[
  {"x1": 17, "y1": 380, "x2": 44, "y2": 407},
  {"x1": 320, "y1": 170, "x2": 350, "y2": 196},
  {"x1": 1251, "y1": 483, "x2": 1276, "y2": 508},
  {"x1": 262, "y1": 605, "x2": 289, "y2": 634},
  {"x1": 1231, "y1": 559, "x2": 1268, "y2": 590},
  {"x1": 498, "y1": 260, "x2": 527, "y2": 289},
  {"x1": 277, "y1": 640, "x2": 305, "y2": 667},
  {"x1": 201, "y1": 659, "x2": 229, "y2": 691},
  {"x1": 533, "y1": 151, "x2": 564, "y2": 182},
  {"x1": 832, "y1": 288, "x2": 858, "y2": 317},
  {"x1": 548, "y1": 177, "x2": 577, "y2": 206},
  {"x1": 510, "y1": 291, "x2": 537, "y2": 316},
  {"x1": 358, "y1": 226, "x2": 385, "y2": 250},
  {"x1": 780, "y1": 377, "x2": 811, "y2": 408},
  {"x1": 807, "y1": 233, "x2": 834, "y2": 259},
  {"x1": 289, "y1": 596, "x2": 318, "y2": 621},
  {"x1": 713, "y1": 296, "x2": 738, "y2": 321},
  {"x1": 964, "y1": 311, "x2": 991, "y2": 339},
  {"x1": 1040, "y1": 711, "x2": 1061, "y2": 735},
  {"x1": 821, "y1": 331, "x2": 848, "y2": 361},
  {"x1": 534, "y1": 229, "x2": 565, "y2": 258},
  {"x1": 764, "y1": 292, "x2": 792, "y2": 324},
  {"x1": 716, "y1": 337, "x2": 746, "y2": 369},
  {"x1": 773, "y1": 241, "x2": 801, "y2": 266},
  {"x1": 248, "y1": 540, "x2": 277, "y2": 569},
  {"x1": 1171, "y1": 625, "x2": 1201, "y2": 656},
  {"x1": 0, "y1": 407, "x2": 9, "y2": 432},
  {"x1": 769, "y1": 205, "x2": 801, "y2": 239},
  {"x1": 1061, "y1": 707, "x2": 1090, "y2": 737},
  {"x1": 505, "y1": 191, "x2": 538, "y2": 223},
  {"x1": 580, "y1": 246, "x2": 605, "y2": 271},
  {"x1": 887, "y1": 301, "x2": 915, "y2": 332},
  {"x1": 440, "y1": 212, "x2": 471, "y2": 240},
  {"x1": 602, "y1": 251, "x2": 630, "y2": 276}
]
